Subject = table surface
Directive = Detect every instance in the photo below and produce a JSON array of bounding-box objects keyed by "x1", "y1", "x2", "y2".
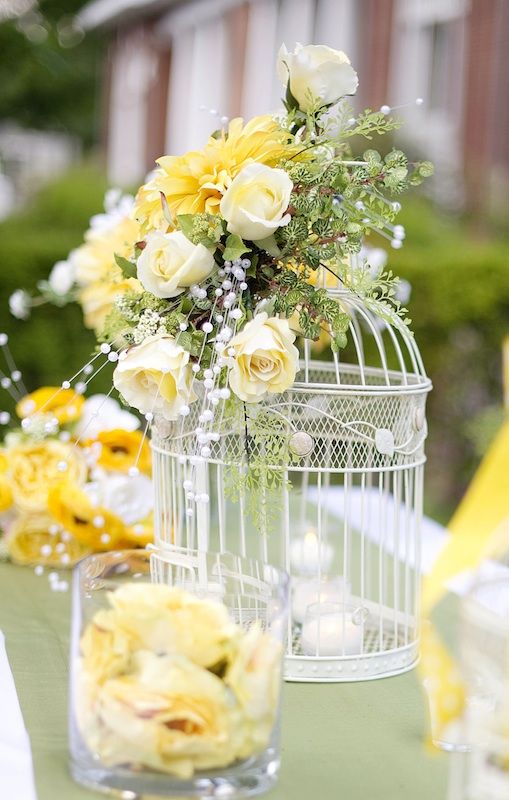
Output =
[{"x1": 0, "y1": 561, "x2": 451, "y2": 800}]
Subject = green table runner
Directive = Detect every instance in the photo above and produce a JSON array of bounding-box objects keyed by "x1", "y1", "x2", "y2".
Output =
[{"x1": 0, "y1": 562, "x2": 449, "y2": 799}]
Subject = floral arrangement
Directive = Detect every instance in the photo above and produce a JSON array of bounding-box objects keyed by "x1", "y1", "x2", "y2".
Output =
[
  {"x1": 12, "y1": 44, "x2": 432, "y2": 522},
  {"x1": 0, "y1": 381, "x2": 154, "y2": 570},
  {"x1": 77, "y1": 583, "x2": 281, "y2": 778}
]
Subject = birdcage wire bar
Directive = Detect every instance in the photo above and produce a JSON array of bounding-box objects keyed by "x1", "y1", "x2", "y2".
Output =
[{"x1": 151, "y1": 292, "x2": 431, "y2": 682}]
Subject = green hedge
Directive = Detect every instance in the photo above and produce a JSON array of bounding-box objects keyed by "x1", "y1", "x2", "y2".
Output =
[
  {"x1": 0, "y1": 168, "x2": 508, "y2": 521},
  {"x1": 389, "y1": 199, "x2": 509, "y2": 520},
  {"x1": 0, "y1": 164, "x2": 108, "y2": 395}
]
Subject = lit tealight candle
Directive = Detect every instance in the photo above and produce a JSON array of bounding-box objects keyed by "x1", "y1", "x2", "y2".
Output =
[
  {"x1": 289, "y1": 529, "x2": 333, "y2": 576},
  {"x1": 301, "y1": 602, "x2": 365, "y2": 657},
  {"x1": 292, "y1": 577, "x2": 351, "y2": 625}
]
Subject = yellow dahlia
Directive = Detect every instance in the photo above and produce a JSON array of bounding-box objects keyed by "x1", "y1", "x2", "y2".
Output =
[{"x1": 133, "y1": 115, "x2": 292, "y2": 232}]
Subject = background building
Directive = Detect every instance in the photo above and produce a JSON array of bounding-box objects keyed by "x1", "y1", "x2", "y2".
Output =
[{"x1": 79, "y1": 0, "x2": 509, "y2": 212}]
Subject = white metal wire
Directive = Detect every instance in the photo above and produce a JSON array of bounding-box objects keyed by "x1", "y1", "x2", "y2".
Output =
[{"x1": 151, "y1": 293, "x2": 431, "y2": 682}]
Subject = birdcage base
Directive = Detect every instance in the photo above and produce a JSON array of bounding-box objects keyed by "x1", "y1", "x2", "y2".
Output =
[{"x1": 285, "y1": 625, "x2": 419, "y2": 682}]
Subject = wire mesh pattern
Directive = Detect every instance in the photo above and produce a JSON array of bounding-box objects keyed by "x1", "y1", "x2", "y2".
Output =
[{"x1": 152, "y1": 294, "x2": 431, "y2": 682}]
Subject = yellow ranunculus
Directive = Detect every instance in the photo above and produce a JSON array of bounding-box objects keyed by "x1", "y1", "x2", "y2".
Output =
[
  {"x1": 73, "y1": 215, "x2": 140, "y2": 288},
  {"x1": 78, "y1": 277, "x2": 142, "y2": 336},
  {"x1": 0, "y1": 474, "x2": 13, "y2": 512},
  {"x1": 48, "y1": 481, "x2": 127, "y2": 550},
  {"x1": 7, "y1": 514, "x2": 89, "y2": 567},
  {"x1": 83, "y1": 429, "x2": 151, "y2": 475},
  {"x1": 133, "y1": 115, "x2": 291, "y2": 232},
  {"x1": 224, "y1": 312, "x2": 299, "y2": 403},
  {"x1": 16, "y1": 386, "x2": 84, "y2": 425},
  {"x1": 6, "y1": 439, "x2": 86, "y2": 513}
]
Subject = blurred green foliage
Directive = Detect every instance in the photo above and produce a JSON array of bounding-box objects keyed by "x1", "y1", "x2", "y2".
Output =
[
  {"x1": 0, "y1": 1, "x2": 102, "y2": 144},
  {"x1": 388, "y1": 199, "x2": 509, "y2": 520},
  {"x1": 0, "y1": 163, "x2": 109, "y2": 407},
  {"x1": 0, "y1": 167, "x2": 508, "y2": 521}
]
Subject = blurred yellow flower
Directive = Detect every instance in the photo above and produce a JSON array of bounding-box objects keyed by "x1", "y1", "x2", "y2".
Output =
[
  {"x1": 79, "y1": 277, "x2": 142, "y2": 336},
  {"x1": 7, "y1": 514, "x2": 89, "y2": 567},
  {"x1": 77, "y1": 584, "x2": 281, "y2": 779},
  {"x1": 16, "y1": 386, "x2": 84, "y2": 425},
  {"x1": 81, "y1": 651, "x2": 241, "y2": 778},
  {"x1": 105, "y1": 583, "x2": 236, "y2": 670},
  {"x1": 48, "y1": 481, "x2": 127, "y2": 550},
  {"x1": 134, "y1": 116, "x2": 291, "y2": 232},
  {"x1": 7, "y1": 440, "x2": 86, "y2": 513},
  {"x1": 0, "y1": 474, "x2": 13, "y2": 512},
  {"x1": 73, "y1": 215, "x2": 140, "y2": 288},
  {"x1": 0, "y1": 451, "x2": 8, "y2": 472},
  {"x1": 80, "y1": 617, "x2": 131, "y2": 684},
  {"x1": 84, "y1": 429, "x2": 151, "y2": 475}
]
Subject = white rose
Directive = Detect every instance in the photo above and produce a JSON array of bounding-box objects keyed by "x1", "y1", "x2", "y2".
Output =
[
  {"x1": 277, "y1": 43, "x2": 358, "y2": 112},
  {"x1": 76, "y1": 394, "x2": 140, "y2": 439},
  {"x1": 48, "y1": 259, "x2": 75, "y2": 295},
  {"x1": 224, "y1": 313, "x2": 299, "y2": 403},
  {"x1": 220, "y1": 163, "x2": 293, "y2": 242},
  {"x1": 83, "y1": 473, "x2": 153, "y2": 526},
  {"x1": 113, "y1": 335, "x2": 197, "y2": 420},
  {"x1": 137, "y1": 230, "x2": 215, "y2": 298}
]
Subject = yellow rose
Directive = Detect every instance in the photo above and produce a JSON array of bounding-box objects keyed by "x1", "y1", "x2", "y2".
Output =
[
  {"x1": 48, "y1": 481, "x2": 128, "y2": 550},
  {"x1": 6, "y1": 439, "x2": 86, "y2": 513},
  {"x1": 220, "y1": 163, "x2": 293, "y2": 242},
  {"x1": 78, "y1": 277, "x2": 142, "y2": 335},
  {"x1": 133, "y1": 115, "x2": 292, "y2": 232},
  {"x1": 224, "y1": 312, "x2": 299, "y2": 403},
  {"x1": 79, "y1": 652, "x2": 242, "y2": 778},
  {"x1": 277, "y1": 43, "x2": 358, "y2": 112},
  {"x1": 16, "y1": 386, "x2": 84, "y2": 425},
  {"x1": 103, "y1": 584, "x2": 236, "y2": 669},
  {"x1": 83, "y1": 429, "x2": 151, "y2": 475},
  {"x1": 7, "y1": 514, "x2": 89, "y2": 567},
  {"x1": 137, "y1": 231, "x2": 215, "y2": 298},
  {"x1": 113, "y1": 335, "x2": 197, "y2": 421}
]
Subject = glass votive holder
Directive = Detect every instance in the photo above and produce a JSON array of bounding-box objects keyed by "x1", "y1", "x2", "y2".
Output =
[
  {"x1": 291, "y1": 577, "x2": 351, "y2": 625},
  {"x1": 69, "y1": 549, "x2": 289, "y2": 798},
  {"x1": 449, "y1": 577, "x2": 509, "y2": 798},
  {"x1": 301, "y1": 601, "x2": 368, "y2": 657}
]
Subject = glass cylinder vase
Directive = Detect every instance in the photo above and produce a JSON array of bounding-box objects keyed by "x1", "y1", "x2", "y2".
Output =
[{"x1": 69, "y1": 548, "x2": 289, "y2": 798}]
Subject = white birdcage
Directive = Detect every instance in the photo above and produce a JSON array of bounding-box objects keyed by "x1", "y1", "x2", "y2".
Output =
[{"x1": 151, "y1": 273, "x2": 431, "y2": 683}]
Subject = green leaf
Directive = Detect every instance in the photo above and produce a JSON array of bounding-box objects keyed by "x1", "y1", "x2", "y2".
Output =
[
  {"x1": 176, "y1": 214, "x2": 195, "y2": 240},
  {"x1": 223, "y1": 234, "x2": 251, "y2": 262},
  {"x1": 114, "y1": 254, "x2": 137, "y2": 278},
  {"x1": 285, "y1": 82, "x2": 299, "y2": 111}
]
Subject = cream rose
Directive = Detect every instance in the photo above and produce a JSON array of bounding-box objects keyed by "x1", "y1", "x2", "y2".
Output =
[
  {"x1": 224, "y1": 312, "x2": 299, "y2": 403},
  {"x1": 277, "y1": 43, "x2": 358, "y2": 112},
  {"x1": 219, "y1": 163, "x2": 293, "y2": 242},
  {"x1": 113, "y1": 335, "x2": 197, "y2": 420},
  {"x1": 137, "y1": 230, "x2": 215, "y2": 298}
]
